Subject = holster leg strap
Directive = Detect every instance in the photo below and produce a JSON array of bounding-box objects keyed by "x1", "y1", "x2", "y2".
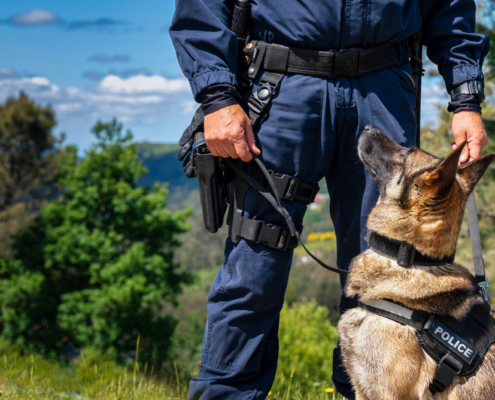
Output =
[{"x1": 232, "y1": 215, "x2": 299, "y2": 250}]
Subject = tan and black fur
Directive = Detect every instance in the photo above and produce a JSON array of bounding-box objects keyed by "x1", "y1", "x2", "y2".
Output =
[{"x1": 338, "y1": 125, "x2": 495, "y2": 400}]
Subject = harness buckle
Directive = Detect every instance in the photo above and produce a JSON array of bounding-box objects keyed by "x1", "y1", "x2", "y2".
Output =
[
  {"x1": 333, "y1": 48, "x2": 361, "y2": 78},
  {"x1": 429, "y1": 353, "x2": 463, "y2": 395}
]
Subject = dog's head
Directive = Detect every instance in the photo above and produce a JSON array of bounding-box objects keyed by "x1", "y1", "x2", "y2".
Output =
[{"x1": 358, "y1": 124, "x2": 495, "y2": 259}]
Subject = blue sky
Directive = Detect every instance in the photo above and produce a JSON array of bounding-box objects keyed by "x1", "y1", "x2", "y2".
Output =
[{"x1": 0, "y1": 0, "x2": 447, "y2": 149}]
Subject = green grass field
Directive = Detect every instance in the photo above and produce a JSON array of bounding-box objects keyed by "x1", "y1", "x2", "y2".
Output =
[{"x1": 0, "y1": 342, "x2": 345, "y2": 400}]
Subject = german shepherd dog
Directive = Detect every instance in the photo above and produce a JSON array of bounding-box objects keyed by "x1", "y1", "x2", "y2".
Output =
[{"x1": 338, "y1": 125, "x2": 495, "y2": 400}]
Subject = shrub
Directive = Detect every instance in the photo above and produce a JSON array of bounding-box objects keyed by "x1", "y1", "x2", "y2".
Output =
[
  {"x1": 0, "y1": 120, "x2": 193, "y2": 365},
  {"x1": 272, "y1": 299, "x2": 339, "y2": 396}
]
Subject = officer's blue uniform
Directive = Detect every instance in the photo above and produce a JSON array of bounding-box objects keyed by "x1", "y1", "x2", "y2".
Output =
[{"x1": 170, "y1": 1, "x2": 489, "y2": 399}]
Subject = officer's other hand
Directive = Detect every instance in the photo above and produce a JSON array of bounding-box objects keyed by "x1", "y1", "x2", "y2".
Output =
[
  {"x1": 451, "y1": 110, "x2": 488, "y2": 164},
  {"x1": 204, "y1": 104, "x2": 261, "y2": 162}
]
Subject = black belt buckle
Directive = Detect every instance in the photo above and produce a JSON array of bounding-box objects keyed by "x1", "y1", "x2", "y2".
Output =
[
  {"x1": 268, "y1": 170, "x2": 299, "y2": 201},
  {"x1": 258, "y1": 223, "x2": 290, "y2": 250},
  {"x1": 333, "y1": 48, "x2": 361, "y2": 78}
]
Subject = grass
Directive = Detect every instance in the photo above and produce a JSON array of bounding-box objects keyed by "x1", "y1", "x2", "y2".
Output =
[{"x1": 0, "y1": 341, "x2": 346, "y2": 400}]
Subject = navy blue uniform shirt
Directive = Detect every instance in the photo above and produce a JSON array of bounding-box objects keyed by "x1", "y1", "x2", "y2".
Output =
[{"x1": 170, "y1": 0, "x2": 489, "y2": 106}]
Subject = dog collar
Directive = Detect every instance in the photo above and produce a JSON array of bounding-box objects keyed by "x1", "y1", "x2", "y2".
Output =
[{"x1": 365, "y1": 230, "x2": 455, "y2": 267}]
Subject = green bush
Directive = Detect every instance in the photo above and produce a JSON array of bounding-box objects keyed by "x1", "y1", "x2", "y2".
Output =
[
  {"x1": 0, "y1": 120, "x2": 193, "y2": 365},
  {"x1": 272, "y1": 299, "x2": 339, "y2": 396}
]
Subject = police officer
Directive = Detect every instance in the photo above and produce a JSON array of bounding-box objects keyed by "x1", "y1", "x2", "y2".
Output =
[{"x1": 170, "y1": 1, "x2": 489, "y2": 398}]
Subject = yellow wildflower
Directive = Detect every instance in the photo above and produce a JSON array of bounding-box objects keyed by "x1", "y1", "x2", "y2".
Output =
[{"x1": 325, "y1": 387, "x2": 334, "y2": 393}]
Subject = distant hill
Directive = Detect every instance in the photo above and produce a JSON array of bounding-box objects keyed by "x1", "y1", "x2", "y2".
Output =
[{"x1": 134, "y1": 142, "x2": 196, "y2": 193}]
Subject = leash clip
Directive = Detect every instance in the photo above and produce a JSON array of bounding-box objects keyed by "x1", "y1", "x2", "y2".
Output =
[{"x1": 479, "y1": 278, "x2": 495, "y2": 312}]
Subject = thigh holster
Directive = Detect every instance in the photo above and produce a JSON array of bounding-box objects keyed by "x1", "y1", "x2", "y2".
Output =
[{"x1": 226, "y1": 160, "x2": 319, "y2": 250}]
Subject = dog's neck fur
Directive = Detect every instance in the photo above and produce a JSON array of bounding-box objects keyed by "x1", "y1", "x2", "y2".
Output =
[
  {"x1": 366, "y1": 181, "x2": 465, "y2": 259},
  {"x1": 346, "y1": 250, "x2": 483, "y2": 319},
  {"x1": 351, "y1": 181, "x2": 482, "y2": 319}
]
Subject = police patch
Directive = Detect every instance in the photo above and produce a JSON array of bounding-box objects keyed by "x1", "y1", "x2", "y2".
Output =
[{"x1": 427, "y1": 320, "x2": 478, "y2": 364}]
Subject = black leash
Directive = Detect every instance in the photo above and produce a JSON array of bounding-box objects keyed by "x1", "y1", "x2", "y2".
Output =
[
  {"x1": 225, "y1": 155, "x2": 349, "y2": 275},
  {"x1": 466, "y1": 193, "x2": 493, "y2": 309}
]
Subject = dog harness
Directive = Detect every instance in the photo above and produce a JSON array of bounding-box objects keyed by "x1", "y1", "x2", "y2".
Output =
[{"x1": 361, "y1": 193, "x2": 495, "y2": 394}]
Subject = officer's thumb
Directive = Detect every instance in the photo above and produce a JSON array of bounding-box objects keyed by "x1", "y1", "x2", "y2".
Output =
[{"x1": 244, "y1": 120, "x2": 261, "y2": 155}]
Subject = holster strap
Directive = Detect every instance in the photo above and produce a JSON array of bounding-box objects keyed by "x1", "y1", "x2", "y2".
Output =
[
  {"x1": 247, "y1": 71, "x2": 285, "y2": 129},
  {"x1": 232, "y1": 215, "x2": 299, "y2": 250},
  {"x1": 268, "y1": 171, "x2": 319, "y2": 204}
]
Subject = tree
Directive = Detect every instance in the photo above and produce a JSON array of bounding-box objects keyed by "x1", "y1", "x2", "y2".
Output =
[
  {"x1": 0, "y1": 120, "x2": 193, "y2": 364},
  {"x1": 0, "y1": 93, "x2": 63, "y2": 257},
  {"x1": 0, "y1": 92, "x2": 62, "y2": 209}
]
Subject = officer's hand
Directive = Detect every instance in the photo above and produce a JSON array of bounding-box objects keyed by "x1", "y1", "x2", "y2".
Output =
[
  {"x1": 451, "y1": 111, "x2": 488, "y2": 164},
  {"x1": 204, "y1": 104, "x2": 261, "y2": 162}
]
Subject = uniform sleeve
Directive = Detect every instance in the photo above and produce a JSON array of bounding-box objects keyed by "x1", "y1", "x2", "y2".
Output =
[
  {"x1": 421, "y1": 0, "x2": 490, "y2": 92},
  {"x1": 169, "y1": 0, "x2": 239, "y2": 102}
]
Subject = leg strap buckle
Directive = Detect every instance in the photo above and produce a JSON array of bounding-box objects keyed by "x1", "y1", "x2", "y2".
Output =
[{"x1": 233, "y1": 215, "x2": 299, "y2": 250}]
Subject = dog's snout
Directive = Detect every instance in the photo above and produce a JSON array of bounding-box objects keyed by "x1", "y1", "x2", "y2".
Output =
[{"x1": 359, "y1": 124, "x2": 379, "y2": 141}]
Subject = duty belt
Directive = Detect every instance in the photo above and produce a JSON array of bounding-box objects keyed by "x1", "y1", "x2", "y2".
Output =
[
  {"x1": 240, "y1": 39, "x2": 411, "y2": 128},
  {"x1": 242, "y1": 39, "x2": 411, "y2": 79}
]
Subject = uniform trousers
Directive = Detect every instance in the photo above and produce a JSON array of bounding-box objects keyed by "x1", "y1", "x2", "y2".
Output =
[{"x1": 188, "y1": 63, "x2": 417, "y2": 400}]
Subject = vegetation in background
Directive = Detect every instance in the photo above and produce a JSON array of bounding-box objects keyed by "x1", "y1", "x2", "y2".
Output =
[
  {"x1": 272, "y1": 300, "x2": 339, "y2": 396},
  {"x1": 0, "y1": 93, "x2": 64, "y2": 258},
  {"x1": 0, "y1": 119, "x2": 193, "y2": 365}
]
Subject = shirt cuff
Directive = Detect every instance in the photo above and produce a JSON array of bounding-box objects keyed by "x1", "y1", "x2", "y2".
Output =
[
  {"x1": 442, "y1": 65, "x2": 484, "y2": 92},
  {"x1": 199, "y1": 83, "x2": 242, "y2": 115},
  {"x1": 189, "y1": 70, "x2": 238, "y2": 102},
  {"x1": 447, "y1": 94, "x2": 482, "y2": 114}
]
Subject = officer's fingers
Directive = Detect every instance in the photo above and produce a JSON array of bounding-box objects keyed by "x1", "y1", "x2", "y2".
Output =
[
  {"x1": 452, "y1": 128, "x2": 469, "y2": 164},
  {"x1": 221, "y1": 143, "x2": 239, "y2": 159},
  {"x1": 208, "y1": 142, "x2": 221, "y2": 158},
  {"x1": 233, "y1": 139, "x2": 253, "y2": 162},
  {"x1": 243, "y1": 119, "x2": 261, "y2": 155},
  {"x1": 467, "y1": 133, "x2": 488, "y2": 162},
  {"x1": 214, "y1": 142, "x2": 231, "y2": 158}
]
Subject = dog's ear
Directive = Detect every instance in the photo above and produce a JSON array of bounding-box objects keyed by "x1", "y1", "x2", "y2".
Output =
[
  {"x1": 458, "y1": 153, "x2": 495, "y2": 194},
  {"x1": 423, "y1": 142, "x2": 465, "y2": 190}
]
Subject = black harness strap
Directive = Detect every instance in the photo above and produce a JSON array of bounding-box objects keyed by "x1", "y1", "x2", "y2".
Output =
[{"x1": 360, "y1": 298, "x2": 495, "y2": 394}]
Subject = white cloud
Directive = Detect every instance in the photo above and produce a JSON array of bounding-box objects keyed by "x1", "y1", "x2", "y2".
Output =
[
  {"x1": 0, "y1": 74, "x2": 194, "y2": 146},
  {"x1": 98, "y1": 75, "x2": 190, "y2": 94},
  {"x1": 9, "y1": 9, "x2": 61, "y2": 26}
]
